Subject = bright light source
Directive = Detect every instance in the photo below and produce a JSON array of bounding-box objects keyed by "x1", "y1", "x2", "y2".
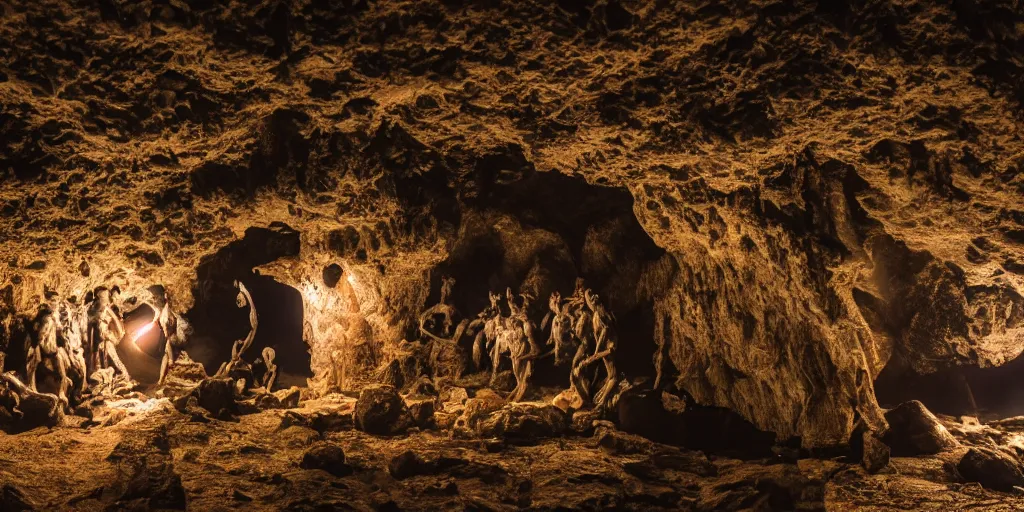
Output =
[
  {"x1": 132, "y1": 321, "x2": 156, "y2": 344},
  {"x1": 346, "y1": 273, "x2": 356, "y2": 286}
]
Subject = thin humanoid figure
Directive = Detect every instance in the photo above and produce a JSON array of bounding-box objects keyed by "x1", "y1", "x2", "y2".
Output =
[
  {"x1": 58, "y1": 297, "x2": 88, "y2": 393},
  {"x1": 216, "y1": 281, "x2": 258, "y2": 379},
  {"x1": 26, "y1": 297, "x2": 71, "y2": 405},
  {"x1": 252, "y1": 347, "x2": 278, "y2": 390},
  {"x1": 575, "y1": 290, "x2": 618, "y2": 409},
  {"x1": 418, "y1": 276, "x2": 458, "y2": 344},
  {"x1": 89, "y1": 287, "x2": 128, "y2": 379},
  {"x1": 142, "y1": 286, "x2": 185, "y2": 385},
  {"x1": 542, "y1": 291, "x2": 577, "y2": 367}
]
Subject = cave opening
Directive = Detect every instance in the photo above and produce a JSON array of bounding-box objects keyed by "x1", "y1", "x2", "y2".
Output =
[
  {"x1": 429, "y1": 171, "x2": 667, "y2": 391},
  {"x1": 185, "y1": 223, "x2": 311, "y2": 388},
  {"x1": 875, "y1": 353, "x2": 1024, "y2": 420},
  {"x1": 118, "y1": 303, "x2": 163, "y2": 384}
]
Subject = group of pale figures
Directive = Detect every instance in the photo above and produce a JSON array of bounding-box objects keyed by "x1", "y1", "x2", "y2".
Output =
[
  {"x1": 17, "y1": 280, "x2": 275, "y2": 409},
  {"x1": 19, "y1": 271, "x2": 616, "y2": 413},
  {"x1": 419, "y1": 277, "x2": 619, "y2": 409}
]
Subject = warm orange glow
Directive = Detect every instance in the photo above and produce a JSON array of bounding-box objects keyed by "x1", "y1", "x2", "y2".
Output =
[
  {"x1": 303, "y1": 283, "x2": 321, "y2": 304},
  {"x1": 132, "y1": 321, "x2": 156, "y2": 344}
]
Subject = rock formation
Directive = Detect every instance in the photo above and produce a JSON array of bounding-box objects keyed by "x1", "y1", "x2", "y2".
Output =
[{"x1": 0, "y1": 0, "x2": 1022, "y2": 464}]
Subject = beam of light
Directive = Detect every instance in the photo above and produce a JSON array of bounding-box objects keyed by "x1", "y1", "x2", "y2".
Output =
[
  {"x1": 346, "y1": 272, "x2": 356, "y2": 286},
  {"x1": 132, "y1": 321, "x2": 156, "y2": 346}
]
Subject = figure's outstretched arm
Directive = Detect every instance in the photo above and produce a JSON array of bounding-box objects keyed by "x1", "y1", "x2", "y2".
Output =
[
  {"x1": 110, "y1": 309, "x2": 126, "y2": 339},
  {"x1": 237, "y1": 287, "x2": 258, "y2": 360}
]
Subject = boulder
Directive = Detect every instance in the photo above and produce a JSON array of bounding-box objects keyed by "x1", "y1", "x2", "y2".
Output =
[
  {"x1": 274, "y1": 387, "x2": 302, "y2": 409},
  {"x1": 460, "y1": 390, "x2": 506, "y2": 426},
  {"x1": 489, "y1": 370, "x2": 517, "y2": 393},
  {"x1": 192, "y1": 378, "x2": 238, "y2": 420},
  {"x1": 250, "y1": 393, "x2": 281, "y2": 411},
  {"x1": 16, "y1": 390, "x2": 63, "y2": 430},
  {"x1": 405, "y1": 397, "x2": 436, "y2": 429},
  {"x1": 883, "y1": 401, "x2": 959, "y2": 456},
  {"x1": 957, "y1": 447, "x2": 1024, "y2": 492},
  {"x1": 476, "y1": 403, "x2": 569, "y2": 442},
  {"x1": 280, "y1": 408, "x2": 354, "y2": 433},
  {"x1": 388, "y1": 450, "x2": 431, "y2": 480},
  {"x1": 300, "y1": 442, "x2": 352, "y2": 477},
  {"x1": 596, "y1": 424, "x2": 654, "y2": 455},
  {"x1": 434, "y1": 410, "x2": 460, "y2": 430},
  {"x1": 407, "y1": 378, "x2": 438, "y2": 397},
  {"x1": 552, "y1": 388, "x2": 585, "y2": 412},
  {"x1": 354, "y1": 385, "x2": 413, "y2": 435},
  {"x1": 165, "y1": 352, "x2": 207, "y2": 382},
  {"x1": 861, "y1": 431, "x2": 890, "y2": 474},
  {"x1": 443, "y1": 387, "x2": 469, "y2": 405}
]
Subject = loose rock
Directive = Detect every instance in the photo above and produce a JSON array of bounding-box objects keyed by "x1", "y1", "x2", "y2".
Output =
[
  {"x1": 883, "y1": 401, "x2": 959, "y2": 456},
  {"x1": 354, "y1": 385, "x2": 413, "y2": 435},
  {"x1": 957, "y1": 447, "x2": 1024, "y2": 492},
  {"x1": 861, "y1": 431, "x2": 890, "y2": 474},
  {"x1": 300, "y1": 442, "x2": 352, "y2": 477}
]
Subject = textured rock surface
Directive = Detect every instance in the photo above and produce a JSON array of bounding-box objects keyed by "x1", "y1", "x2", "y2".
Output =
[
  {"x1": 299, "y1": 442, "x2": 352, "y2": 477},
  {"x1": 0, "y1": 0, "x2": 1022, "y2": 449},
  {"x1": 1, "y1": 398, "x2": 1023, "y2": 510},
  {"x1": 884, "y1": 400, "x2": 960, "y2": 456},
  {"x1": 354, "y1": 384, "x2": 413, "y2": 435},
  {"x1": 957, "y1": 447, "x2": 1024, "y2": 492}
]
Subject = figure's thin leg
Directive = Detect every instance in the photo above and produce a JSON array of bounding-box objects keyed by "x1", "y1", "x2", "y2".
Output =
[
  {"x1": 517, "y1": 359, "x2": 533, "y2": 402},
  {"x1": 106, "y1": 341, "x2": 129, "y2": 378},
  {"x1": 158, "y1": 342, "x2": 173, "y2": 385},
  {"x1": 27, "y1": 348, "x2": 39, "y2": 393},
  {"x1": 266, "y1": 367, "x2": 277, "y2": 391},
  {"x1": 490, "y1": 342, "x2": 501, "y2": 384},
  {"x1": 473, "y1": 331, "x2": 487, "y2": 371},
  {"x1": 510, "y1": 355, "x2": 523, "y2": 402},
  {"x1": 76, "y1": 353, "x2": 88, "y2": 391},
  {"x1": 595, "y1": 359, "x2": 617, "y2": 409},
  {"x1": 56, "y1": 351, "x2": 71, "y2": 406}
]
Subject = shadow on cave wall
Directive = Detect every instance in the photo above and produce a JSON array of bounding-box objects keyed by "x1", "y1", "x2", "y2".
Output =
[
  {"x1": 185, "y1": 223, "x2": 311, "y2": 385},
  {"x1": 428, "y1": 171, "x2": 666, "y2": 384}
]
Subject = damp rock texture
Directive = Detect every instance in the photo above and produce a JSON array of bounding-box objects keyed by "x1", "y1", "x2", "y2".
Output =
[{"x1": 0, "y1": 0, "x2": 1022, "y2": 449}]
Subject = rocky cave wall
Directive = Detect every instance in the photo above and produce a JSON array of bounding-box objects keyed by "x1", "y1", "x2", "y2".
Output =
[{"x1": 1, "y1": 0, "x2": 1023, "y2": 448}]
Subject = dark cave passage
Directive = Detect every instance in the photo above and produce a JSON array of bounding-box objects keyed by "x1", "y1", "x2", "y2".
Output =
[
  {"x1": 875, "y1": 354, "x2": 1024, "y2": 420},
  {"x1": 430, "y1": 171, "x2": 667, "y2": 386},
  {"x1": 243, "y1": 274, "x2": 309, "y2": 387},
  {"x1": 186, "y1": 223, "x2": 311, "y2": 387},
  {"x1": 188, "y1": 272, "x2": 310, "y2": 388}
]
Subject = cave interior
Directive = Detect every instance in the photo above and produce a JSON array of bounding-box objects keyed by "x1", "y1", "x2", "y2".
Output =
[{"x1": 0, "y1": 0, "x2": 1023, "y2": 510}]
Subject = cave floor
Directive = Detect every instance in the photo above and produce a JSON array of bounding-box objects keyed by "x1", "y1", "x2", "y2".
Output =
[{"x1": 0, "y1": 395, "x2": 1022, "y2": 511}]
